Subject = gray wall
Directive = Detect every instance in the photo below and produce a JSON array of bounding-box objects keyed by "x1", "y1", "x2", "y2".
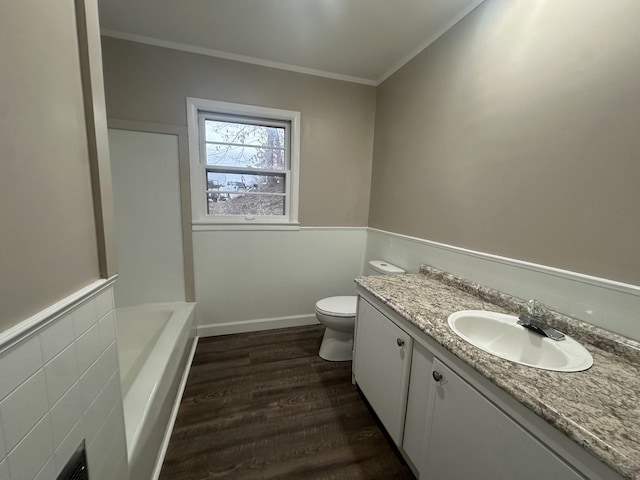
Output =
[
  {"x1": 0, "y1": 0, "x2": 109, "y2": 332},
  {"x1": 101, "y1": 37, "x2": 377, "y2": 227},
  {"x1": 370, "y1": 0, "x2": 640, "y2": 285}
]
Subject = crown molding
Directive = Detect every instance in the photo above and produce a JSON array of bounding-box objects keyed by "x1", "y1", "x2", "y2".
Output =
[{"x1": 101, "y1": 29, "x2": 378, "y2": 86}]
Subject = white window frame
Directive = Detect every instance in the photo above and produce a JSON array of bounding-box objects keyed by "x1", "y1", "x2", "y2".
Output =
[{"x1": 187, "y1": 97, "x2": 300, "y2": 228}]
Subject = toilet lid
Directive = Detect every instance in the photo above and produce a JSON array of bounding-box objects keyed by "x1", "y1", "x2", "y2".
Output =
[{"x1": 315, "y1": 296, "x2": 357, "y2": 317}]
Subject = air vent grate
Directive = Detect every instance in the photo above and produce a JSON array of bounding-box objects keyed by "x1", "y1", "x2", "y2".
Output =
[{"x1": 56, "y1": 440, "x2": 89, "y2": 480}]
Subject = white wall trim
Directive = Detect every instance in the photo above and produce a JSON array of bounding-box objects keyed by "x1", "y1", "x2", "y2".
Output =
[
  {"x1": 193, "y1": 223, "x2": 300, "y2": 232},
  {"x1": 299, "y1": 226, "x2": 368, "y2": 232},
  {"x1": 151, "y1": 336, "x2": 198, "y2": 480},
  {"x1": 198, "y1": 314, "x2": 319, "y2": 337},
  {"x1": 193, "y1": 225, "x2": 368, "y2": 232},
  {"x1": 368, "y1": 228, "x2": 640, "y2": 296},
  {"x1": 0, "y1": 275, "x2": 118, "y2": 354},
  {"x1": 101, "y1": 29, "x2": 378, "y2": 86},
  {"x1": 376, "y1": 0, "x2": 486, "y2": 85}
]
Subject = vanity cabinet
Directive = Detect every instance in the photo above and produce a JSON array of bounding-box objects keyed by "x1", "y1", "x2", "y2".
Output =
[
  {"x1": 353, "y1": 297, "x2": 413, "y2": 446},
  {"x1": 353, "y1": 294, "x2": 605, "y2": 480},
  {"x1": 402, "y1": 342, "x2": 433, "y2": 471},
  {"x1": 422, "y1": 358, "x2": 584, "y2": 480}
]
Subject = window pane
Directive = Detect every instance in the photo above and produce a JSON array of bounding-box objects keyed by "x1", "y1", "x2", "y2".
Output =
[
  {"x1": 207, "y1": 193, "x2": 285, "y2": 216},
  {"x1": 206, "y1": 172, "x2": 286, "y2": 217},
  {"x1": 207, "y1": 172, "x2": 285, "y2": 194},
  {"x1": 205, "y1": 144, "x2": 285, "y2": 170},
  {"x1": 205, "y1": 120, "x2": 285, "y2": 147}
]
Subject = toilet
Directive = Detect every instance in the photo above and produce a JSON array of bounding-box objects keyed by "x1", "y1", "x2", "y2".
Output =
[{"x1": 315, "y1": 260, "x2": 405, "y2": 361}]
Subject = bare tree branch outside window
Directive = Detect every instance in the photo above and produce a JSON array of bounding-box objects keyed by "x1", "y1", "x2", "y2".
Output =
[{"x1": 203, "y1": 119, "x2": 288, "y2": 216}]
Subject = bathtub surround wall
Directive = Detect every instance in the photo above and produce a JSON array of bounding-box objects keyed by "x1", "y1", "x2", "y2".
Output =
[
  {"x1": 108, "y1": 119, "x2": 196, "y2": 304},
  {"x1": 369, "y1": 0, "x2": 640, "y2": 287},
  {"x1": 0, "y1": 285, "x2": 128, "y2": 480},
  {"x1": 109, "y1": 128, "x2": 188, "y2": 307}
]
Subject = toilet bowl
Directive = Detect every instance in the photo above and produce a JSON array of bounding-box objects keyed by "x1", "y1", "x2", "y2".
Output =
[
  {"x1": 316, "y1": 296, "x2": 357, "y2": 361},
  {"x1": 315, "y1": 260, "x2": 405, "y2": 361}
]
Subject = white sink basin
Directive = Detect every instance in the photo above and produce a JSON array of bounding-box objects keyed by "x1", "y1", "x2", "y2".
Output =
[{"x1": 447, "y1": 310, "x2": 593, "y2": 372}]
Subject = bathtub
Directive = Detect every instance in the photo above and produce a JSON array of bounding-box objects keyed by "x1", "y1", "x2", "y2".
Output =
[{"x1": 115, "y1": 302, "x2": 197, "y2": 480}]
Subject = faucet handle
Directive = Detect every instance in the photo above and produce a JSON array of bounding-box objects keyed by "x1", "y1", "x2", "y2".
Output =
[{"x1": 526, "y1": 299, "x2": 547, "y2": 319}]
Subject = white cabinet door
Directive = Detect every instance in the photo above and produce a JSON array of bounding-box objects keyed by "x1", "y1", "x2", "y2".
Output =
[
  {"x1": 402, "y1": 342, "x2": 433, "y2": 472},
  {"x1": 422, "y1": 358, "x2": 585, "y2": 480},
  {"x1": 354, "y1": 298, "x2": 413, "y2": 446}
]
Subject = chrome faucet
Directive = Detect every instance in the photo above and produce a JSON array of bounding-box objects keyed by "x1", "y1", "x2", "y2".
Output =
[{"x1": 517, "y1": 299, "x2": 565, "y2": 341}]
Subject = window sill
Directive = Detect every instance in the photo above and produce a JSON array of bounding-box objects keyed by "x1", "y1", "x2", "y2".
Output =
[{"x1": 192, "y1": 222, "x2": 300, "y2": 232}]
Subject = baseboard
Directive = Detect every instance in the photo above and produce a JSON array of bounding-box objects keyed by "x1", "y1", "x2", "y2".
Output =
[
  {"x1": 197, "y1": 314, "x2": 319, "y2": 337},
  {"x1": 151, "y1": 335, "x2": 199, "y2": 480}
]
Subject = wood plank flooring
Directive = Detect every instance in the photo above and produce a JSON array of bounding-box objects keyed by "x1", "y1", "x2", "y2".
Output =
[{"x1": 159, "y1": 325, "x2": 416, "y2": 480}]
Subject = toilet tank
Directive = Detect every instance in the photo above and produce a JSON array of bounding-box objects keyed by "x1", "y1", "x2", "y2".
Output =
[{"x1": 365, "y1": 260, "x2": 405, "y2": 276}]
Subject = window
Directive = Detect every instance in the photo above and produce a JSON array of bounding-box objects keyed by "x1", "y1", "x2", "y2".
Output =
[{"x1": 187, "y1": 98, "x2": 300, "y2": 227}]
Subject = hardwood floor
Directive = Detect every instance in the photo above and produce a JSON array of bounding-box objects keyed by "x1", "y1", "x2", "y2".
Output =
[{"x1": 159, "y1": 325, "x2": 416, "y2": 480}]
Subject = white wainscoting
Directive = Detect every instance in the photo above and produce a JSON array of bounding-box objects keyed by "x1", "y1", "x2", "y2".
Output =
[
  {"x1": 194, "y1": 227, "x2": 367, "y2": 336},
  {"x1": 365, "y1": 228, "x2": 640, "y2": 342},
  {"x1": 195, "y1": 226, "x2": 640, "y2": 341},
  {"x1": 0, "y1": 283, "x2": 128, "y2": 480}
]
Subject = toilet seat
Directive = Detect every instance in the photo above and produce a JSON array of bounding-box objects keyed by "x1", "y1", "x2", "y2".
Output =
[{"x1": 315, "y1": 296, "x2": 357, "y2": 318}]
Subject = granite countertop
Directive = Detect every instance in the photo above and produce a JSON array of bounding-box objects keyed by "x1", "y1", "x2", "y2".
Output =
[{"x1": 355, "y1": 265, "x2": 640, "y2": 480}]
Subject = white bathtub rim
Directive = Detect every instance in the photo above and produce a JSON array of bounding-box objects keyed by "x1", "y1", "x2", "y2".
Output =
[
  {"x1": 151, "y1": 335, "x2": 198, "y2": 480},
  {"x1": 119, "y1": 301, "x2": 196, "y2": 464},
  {"x1": 116, "y1": 301, "x2": 194, "y2": 314},
  {"x1": 116, "y1": 307, "x2": 172, "y2": 396}
]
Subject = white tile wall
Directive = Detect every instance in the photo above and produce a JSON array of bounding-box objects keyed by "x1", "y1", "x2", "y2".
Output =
[
  {"x1": 112, "y1": 453, "x2": 129, "y2": 480},
  {"x1": 84, "y1": 373, "x2": 121, "y2": 445},
  {"x1": 34, "y1": 457, "x2": 55, "y2": 480},
  {"x1": 89, "y1": 401, "x2": 126, "y2": 476},
  {"x1": 98, "y1": 311, "x2": 116, "y2": 351},
  {"x1": 95, "y1": 291, "x2": 114, "y2": 321},
  {"x1": 50, "y1": 383, "x2": 83, "y2": 446},
  {"x1": 0, "y1": 459, "x2": 8, "y2": 480},
  {"x1": 0, "y1": 419, "x2": 5, "y2": 458},
  {"x1": 54, "y1": 420, "x2": 84, "y2": 474},
  {"x1": 44, "y1": 344, "x2": 79, "y2": 406},
  {"x1": 0, "y1": 371, "x2": 49, "y2": 451},
  {"x1": 73, "y1": 300, "x2": 98, "y2": 338},
  {"x1": 7, "y1": 415, "x2": 53, "y2": 480},
  {"x1": 40, "y1": 314, "x2": 75, "y2": 364},
  {"x1": 0, "y1": 286, "x2": 129, "y2": 480},
  {"x1": 0, "y1": 336, "x2": 43, "y2": 396},
  {"x1": 76, "y1": 323, "x2": 103, "y2": 374}
]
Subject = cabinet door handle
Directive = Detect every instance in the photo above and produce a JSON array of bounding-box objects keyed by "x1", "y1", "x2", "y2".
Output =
[
  {"x1": 432, "y1": 371, "x2": 443, "y2": 382},
  {"x1": 396, "y1": 338, "x2": 405, "y2": 347}
]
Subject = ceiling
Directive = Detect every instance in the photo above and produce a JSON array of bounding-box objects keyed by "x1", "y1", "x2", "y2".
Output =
[{"x1": 98, "y1": 0, "x2": 484, "y2": 85}]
